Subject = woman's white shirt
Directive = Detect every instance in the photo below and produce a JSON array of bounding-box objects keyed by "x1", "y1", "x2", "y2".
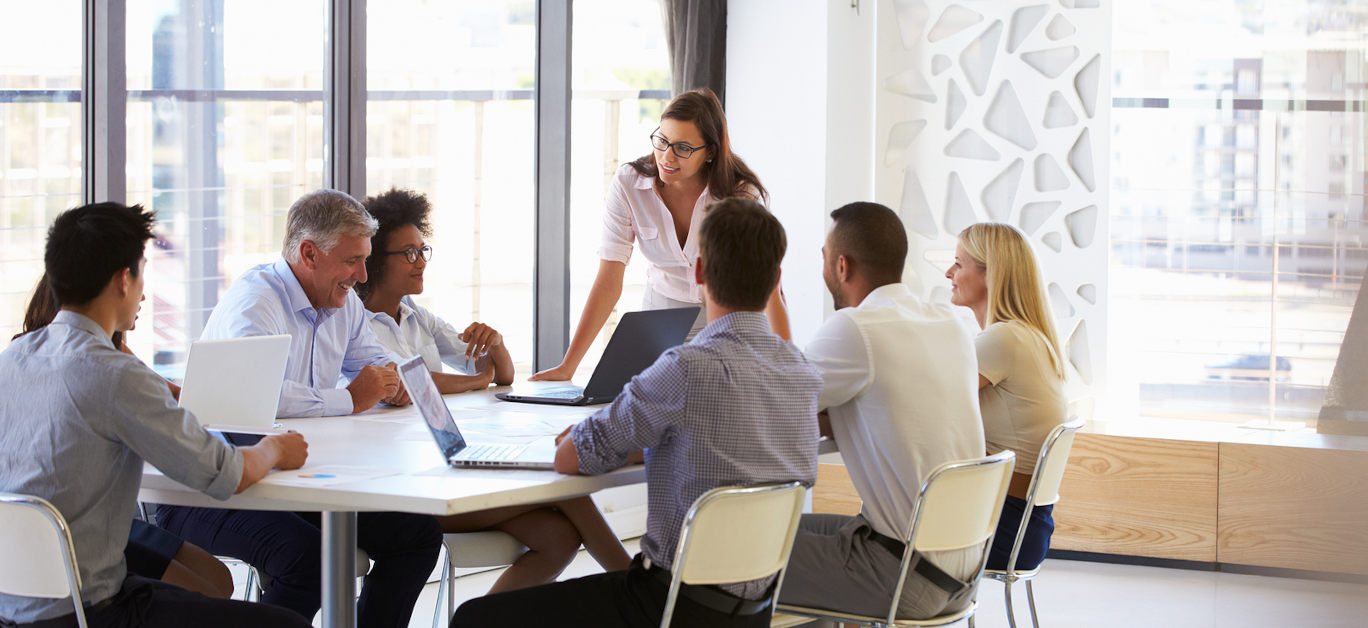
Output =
[
  {"x1": 975, "y1": 321, "x2": 1066, "y2": 476},
  {"x1": 597, "y1": 163, "x2": 729, "y2": 304},
  {"x1": 365, "y1": 296, "x2": 477, "y2": 375}
]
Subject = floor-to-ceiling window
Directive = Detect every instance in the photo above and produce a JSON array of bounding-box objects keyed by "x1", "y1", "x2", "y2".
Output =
[
  {"x1": 1109, "y1": 2, "x2": 1368, "y2": 426},
  {"x1": 367, "y1": 0, "x2": 537, "y2": 371},
  {"x1": 567, "y1": 0, "x2": 670, "y2": 378},
  {"x1": 0, "y1": 1, "x2": 618, "y2": 377},
  {"x1": 0, "y1": 0, "x2": 84, "y2": 342},
  {"x1": 125, "y1": 0, "x2": 326, "y2": 368}
]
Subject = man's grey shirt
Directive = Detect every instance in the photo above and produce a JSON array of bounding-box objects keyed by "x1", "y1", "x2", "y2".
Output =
[
  {"x1": 0, "y1": 311, "x2": 243, "y2": 622},
  {"x1": 570, "y1": 311, "x2": 821, "y2": 599}
]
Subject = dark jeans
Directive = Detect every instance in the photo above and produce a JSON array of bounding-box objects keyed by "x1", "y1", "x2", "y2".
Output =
[
  {"x1": 4, "y1": 575, "x2": 310, "y2": 628},
  {"x1": 451, "y1": 554, "x2": 772, "y2": 628},
  {"x1": 155, "y1": 505, "x2": 441, "y2": 628},
  {"x1": 987, "y1": 496, "x2": 1054, "y2": 571},
  {"x1": 124, "y1": 519, "x2": 182, "y2": 578}
]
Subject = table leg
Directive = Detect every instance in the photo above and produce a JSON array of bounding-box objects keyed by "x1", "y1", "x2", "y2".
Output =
[{"x1": 321, "y1": 510, "x2": 357, "y2": 628}]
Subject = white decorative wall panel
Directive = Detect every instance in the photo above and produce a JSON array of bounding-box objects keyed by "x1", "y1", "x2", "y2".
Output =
[{"x1": 875, "y1": 0, "x2": 1110, "y2": 397}]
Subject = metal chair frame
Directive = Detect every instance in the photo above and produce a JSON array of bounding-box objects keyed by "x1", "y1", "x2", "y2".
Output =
[
  {"x1": 661, "y1": 481, "x2": 807, "y2": 628},
  {"x1": 777, "y1": 451, "x2": 1017, "y2": 627},
  {"x1": 0, "y1": 492, "x2": 90, "y2": 628},
  {"x1": 970, "y1": 419, "x2": 1085, "y2": 628}
]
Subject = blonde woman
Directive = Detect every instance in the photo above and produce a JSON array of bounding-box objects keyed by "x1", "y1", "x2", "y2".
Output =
[{"x1": 945, "y1": 222, "x2": 1066, "y2": 571}]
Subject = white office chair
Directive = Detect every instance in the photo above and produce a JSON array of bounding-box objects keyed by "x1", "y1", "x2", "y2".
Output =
[
  {"x1": 430, "y1": 531, "x2": 529, "y2": 628},
  {"x1": 970, "y1": 419, "x2": 1084, "y2": 628},
  {"x1": 776, "y1": 450, "x2": 1016, "y2": 627},
  {"x1": 661, "y1": 481, "x2": 807, "y2": 628},
  {"x1": 0, "y1": 492, "x2": 89, "y2": 628}
]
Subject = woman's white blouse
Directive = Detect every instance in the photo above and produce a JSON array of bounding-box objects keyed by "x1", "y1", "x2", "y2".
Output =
[
  {"x1": 365, "y1": 296, "x2": 477, "y2": 375},
  {"x1": 596, "y1": 163, "x2": 732, "y2": 304}
]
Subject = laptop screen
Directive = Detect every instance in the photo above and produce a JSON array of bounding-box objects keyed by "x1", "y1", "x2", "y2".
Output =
[{"x1": 397, "y1": 356, "x2": 467, "y2": 459}]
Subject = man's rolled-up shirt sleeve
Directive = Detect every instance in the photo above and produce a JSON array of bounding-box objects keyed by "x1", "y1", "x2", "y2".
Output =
[
  {"x1": 570, "y1": 350, "x2": 688, "y2": 475},
  {"x1": 111, "y1": 364, "x2": 244, "y2": 500}
]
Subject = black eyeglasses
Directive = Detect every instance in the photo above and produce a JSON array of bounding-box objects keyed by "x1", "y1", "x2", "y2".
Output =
[
  {"x1": 649, "y1": 129, "x2": 706, "y2": 159},
  {"x1": 384, "y1": 245, "x2": 432, "y2": 264}
]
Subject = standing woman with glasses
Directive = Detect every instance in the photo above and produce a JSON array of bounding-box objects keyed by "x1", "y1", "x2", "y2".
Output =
[
  {"x1": 358, "y1": 188, "x2": 514, "y2": 393},
  {"x1": 532, "y1": 87, "x2": 789, "y2": 381}
]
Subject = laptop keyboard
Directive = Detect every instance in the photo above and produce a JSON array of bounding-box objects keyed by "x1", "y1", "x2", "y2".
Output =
[{"x1": 456, "y1": 443, "x2": 527, "y2": 462}]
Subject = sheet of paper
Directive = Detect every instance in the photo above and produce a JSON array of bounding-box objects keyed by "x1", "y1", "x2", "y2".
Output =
[{"x1": 258, "y1": 465, "x2": 400, "y2": 487}]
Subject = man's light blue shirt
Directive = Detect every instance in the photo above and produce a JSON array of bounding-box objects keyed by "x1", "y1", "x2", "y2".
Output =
[
  {"x1": 201, "y1": 258, "x2": 396, "y2": 417},
  {"x1": 0, "y1": 311, "x2": 243, "y2": 622}
]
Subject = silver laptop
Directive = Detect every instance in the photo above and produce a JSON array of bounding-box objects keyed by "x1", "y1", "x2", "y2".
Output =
[
  {"x1": 397, "y1": 356, "x2": 558, "y2": 470},
  {"x1": 179, "y1": 335, "x2": 292, "y2": 434}
]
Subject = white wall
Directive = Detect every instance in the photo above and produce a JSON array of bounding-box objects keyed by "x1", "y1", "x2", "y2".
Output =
[{"x1": 727, "y1": 0, "x2": 876, "y2": 344}]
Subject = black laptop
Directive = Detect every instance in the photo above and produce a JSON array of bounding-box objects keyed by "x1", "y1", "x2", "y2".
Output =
[{"x1": 497, "y1": 306, "x2": 700, "y2": 406}]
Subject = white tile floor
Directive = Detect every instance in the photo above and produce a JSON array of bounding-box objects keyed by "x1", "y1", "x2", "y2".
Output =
[{"x1": 229, "y1": 540, "x2": 1368, "y2": 628}]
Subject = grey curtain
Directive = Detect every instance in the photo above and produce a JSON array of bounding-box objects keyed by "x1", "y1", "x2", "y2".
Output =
[{"x1": 660, "y1": 0, "x2": 728, "y2": 103}]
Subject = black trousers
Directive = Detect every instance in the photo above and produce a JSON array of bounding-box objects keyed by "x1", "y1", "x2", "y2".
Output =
[
  {"x1": 450, "y1": 554, "x2": 772, "y2": 628},
  {"x1": 5, "y1": 575, "x2": 310, "y2": 628},
  {"x1": 156, "y1": 505, "x2": 442, "y2": 628},
  {"x1": 986, "y1": 496, "x2": 1055, "y2": 571}
]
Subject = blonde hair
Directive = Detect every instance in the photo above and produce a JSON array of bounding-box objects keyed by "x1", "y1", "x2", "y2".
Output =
[{"x1": 958, "y1": 223, "x2": 1065, "y2": 379}]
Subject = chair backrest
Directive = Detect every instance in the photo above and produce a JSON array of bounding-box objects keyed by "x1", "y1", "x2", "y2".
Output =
[
  {"x1": 880, "y1": 451, "x2": 1015, "y2": 625},
  {"x1": 1024, "y1": 419, "x2": 1085, "y2": 509},
  {"x1": 0, "y1": 493, "x2": 86, "y2": 623},
  {"x1": 671, "y1": 481, "x2": 807, "y2": 584},
  {"x1": 660, "y1": 482, "x2": 806, "y2": 628},
  {"x1": 906, "y1": 450, "x2": 1017, "y2": 553}
]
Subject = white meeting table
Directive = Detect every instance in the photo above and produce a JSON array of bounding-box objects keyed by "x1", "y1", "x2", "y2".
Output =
[{"x1": 138, "y1": 384, "x2": 645, "y2": 628}]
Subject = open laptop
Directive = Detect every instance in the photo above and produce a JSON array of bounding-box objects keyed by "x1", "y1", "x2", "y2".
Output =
[
  {"x1": 496, "y1": 306, "x2": 700, "y2": 406},
  {"x1": 397, "y1": 356, "x2": 558, "y2": 470},
  {"x1": 179, "y1": 335, "x2": 292, "y2": 435}
]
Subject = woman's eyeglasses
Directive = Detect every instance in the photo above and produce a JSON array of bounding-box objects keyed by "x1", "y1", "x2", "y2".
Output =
[
  {"x1": 384, "y1": 245, "x2": 432, "y2": 264},
  {"x1": 649, "y1": 129, "x2": 706, "y2": 159}
]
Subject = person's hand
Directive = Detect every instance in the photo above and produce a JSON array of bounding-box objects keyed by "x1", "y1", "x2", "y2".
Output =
[
  {"x1": 348, "y1": 364, "x2": 399, "y2": 413},
  {"x1": 459, "y1": 322, "x2": 503, "y2": 359},
  {"x1": 554, "y1": 425, "x2": 573, "y2": 446},
  {"x1": 263, "y1": 432, "x2": 308, "y2": 470},
  {"x1": 381, "y1": 363, "x2": 411, "y2": 407},
  {"x1": 469, "y1": 364, "x2": 497, "y2": 391},
  {"x1": 530, "y1": 362, "x2": 575, "y2": 382}
]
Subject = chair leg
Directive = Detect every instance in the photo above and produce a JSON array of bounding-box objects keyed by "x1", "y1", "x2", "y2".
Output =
[
  {"x1": 431, "y1": 555, "x2": 446, "y2": 628},
  {"x1": 1003, "y1": 580, "x2": 1018, "y2": 628},
  {"x1": 1025, "y1": 579, "x2": 1040, "y2": 628}
]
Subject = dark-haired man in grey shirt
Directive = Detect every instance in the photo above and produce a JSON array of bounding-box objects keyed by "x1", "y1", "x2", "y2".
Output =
[{"x1": 0, "y1": 202, "x2": 310, "y2": 627}]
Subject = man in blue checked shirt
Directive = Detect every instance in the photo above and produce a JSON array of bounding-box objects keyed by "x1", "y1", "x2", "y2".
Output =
[{"x1": 451, "y1": 198, "x2": 821, "y2": 628}]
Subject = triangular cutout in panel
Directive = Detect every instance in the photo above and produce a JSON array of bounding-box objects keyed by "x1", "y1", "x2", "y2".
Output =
[
  {"x1": 928, "y1": 5, "x2": 983, "y2": 42},
  {"x1": 944, "y1": 172, "x2": 977, "y2": 234},
  {"x1": 960, "y1": 21, "x2": 1004, "y2": 96},
  {"x1": 945, "y1": 129, "x2": 1001, "y2": 161},
  {"x1": 899, "y1": 168, "x2": 938, "y2": 238},
  {"x1": 1043, "y1": 91, "x2": 1078, "y2": 128},
  {"x1": 984, "y1": 82, "x2": 1037, "y2": 150},
  {"x1": 883, "y1": 67, "x2": 938, "y2": 103},
  {"x1": 1022, "y1": 46, "x2": 1079, "y2": 79},
  {"x1": 982, "y1": 158, "x2": 1024, "y2": 222},
  {"x1": 885, "y1": 119, "x2": 928, "y2": 166},
  {"x1": 1007, "y1": 4, "x2": 1047, "y2": 53}
]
